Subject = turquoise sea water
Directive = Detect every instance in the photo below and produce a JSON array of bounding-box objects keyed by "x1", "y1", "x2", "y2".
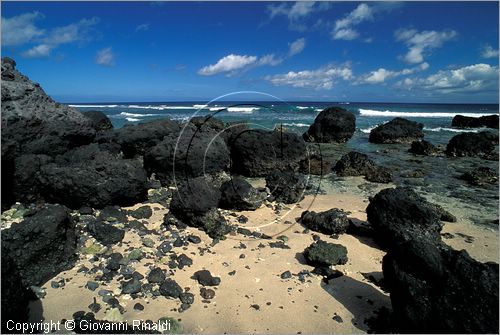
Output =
[{"x1": 71, "y1": 101, "x2": 499, "y2": 227}]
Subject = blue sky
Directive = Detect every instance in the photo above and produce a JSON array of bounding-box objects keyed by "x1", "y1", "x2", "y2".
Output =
[{"x1": 1, "y1": 1, "x2": 499, "y2": 103}]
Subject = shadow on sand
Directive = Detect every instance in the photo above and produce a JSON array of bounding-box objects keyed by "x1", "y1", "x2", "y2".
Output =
[{"x1": 321, "y1": 275, "x2": 391, "y2": 332}]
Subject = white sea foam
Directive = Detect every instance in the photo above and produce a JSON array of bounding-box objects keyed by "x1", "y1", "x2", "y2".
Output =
[
  {"x1": 120, "y1": 112, "x2": 160, "y2": 117},
  {"x1": 282, "y1": 123, "x2": 309, "y2": 127},
  {"x1": 296, "y1": 106, "x2": 312, "y2": 110},
  {"x1": 126, "y1": 117, "x2": 140, "y2": 122},
  {"x1": 359, "y1": 126, "x2": 376, "y2": 134},
  {"x1": 69, "y1": 104, "x2": 119, "y2": 108},
  {"x1": 359, "y1": 108, "x2": 498, "y2": 118},
  {"x1": 423, "y1": 127, "x2": 481, "y2": 133}
]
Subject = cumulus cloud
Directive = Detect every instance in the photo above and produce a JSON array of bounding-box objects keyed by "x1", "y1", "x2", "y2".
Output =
[
  {"x1": 265, "y1": 64, "x2": 353, "y2": 90},
  {"x1": 481, "y1": 44, "x2": 499, "y2": 59},
  {"x1": 331, "y1": 3, "x2": 373, "y2": 40},
  {"x1": 360, "y1": 62, "x2": 429, "y2": 84},
  {"x1": 21, "y1": 44, "x2": 53, "y2": 58},
  {"x1": 135, "y1": 23, "x2": 150, "y2": 32},
  {"x1": 396, "y1": 63, "x2": 498, "y2": 94},
  {"x1": 198, "y1": 54, "x2": 258, "y2": 76},
  {"x1": 288, "y1": 37, "x2": 306, "y2": 56},
  {"x1": 1, "y1": 12, "x2": 99, "y2": 58},
  {"x1": 95, "y1": 47, "x2": 115, "y2": 67},
  {"x1": 1, "y1": 12, "x2": 45, "y2": 46},
  {"x1": 395, "y1": 28, "x2": 457, "y2": 64}
]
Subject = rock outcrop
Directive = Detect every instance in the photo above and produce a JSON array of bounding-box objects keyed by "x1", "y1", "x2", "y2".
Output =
[
  {"x1": 452, "y1": 114, "x2": 499, "y2": 129},
  {"x1": 369, "y1": 117, "x2": 424, "y2": 144},
  {"x1": 445, "y1": 131, "x2": 499, "y2": 159},
  {"x1": 458, "y1": 166, "x2": 498, "y2": 186},
  {"x1": 219, "y1": 177, "x2": 267, "y2": 210},
  {"x1": 367, "y1": 187, "x2": 499, "y2": 333},
  {"x1": 303, "y1": 107, "x2": 356, "y2": 143},
  {"x1": 333, "y1": 151, "x2": 392, "y2": 183},
  {"x1": 408, "y1": 140, "x2": 440, "y2": 156},
  {"x1": 230, "y1": 129, "x2": 307, "y2": 177}
]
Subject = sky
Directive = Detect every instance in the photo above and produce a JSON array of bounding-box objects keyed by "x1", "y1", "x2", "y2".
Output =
[{"x1": 1, "y1": 1, "x2": 499, "y2": 103}]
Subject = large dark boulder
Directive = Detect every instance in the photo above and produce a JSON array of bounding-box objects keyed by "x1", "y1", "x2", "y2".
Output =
[
  {"x1": 409, "y1": 140, "x2": 440, "y2": 156},
  {"x1": 458, "y1": 166, "x2": 498, "y2": 186},
  {"x1": 82, "y1": 111, "x2": 113, "y2": 131},
  {"x1": 144, "y1": 127, "x2": 230, "y2": 186},
  {"x1": 169, "y1": 177, "x2": 231, "y2": 239},
  {"x1": 33, "y1": 144, "x2": 148, "y2": 209},
  {"x1": 230, "y1": 129, "x2": 307, "y2": 177},
  {"x1": 368, "y1": 186, "x2": 499, "y2": 333},
  {"x1": 299, "y1": 209, "x2": 349, "y2": 235},
  {"x1": 87, "y1": 219, "x2": 125, "y2": 245},
  {"x1": 333, "y1": 151, "x2": 392, "y2": 183},
  {"x1": 1, "y1": 204, "x2": 77, "y2": 287},
  {"x1": 366, "y1": 187, "x2": 444, "y2": 249},
  {"x1": 369, "y1": 117, "x2": 424, "y2": 144},
  {"x1": 265, "y1": 170, "x2": 307, "y2": 204},
  {"x1": 219, "y1": 176, "x2": 266, "y2": 210},
  {"x1": 1, "y1": 246, "x2": 34, "y2": 333},
  {"x1": 452, "y1": 114, "x2": 499, "y2": 129},
  {"x1": 445, "y1": 131, "x2": 498, "y2": 159},
  {"x1": 111, "y1": 118, "x2": 180, "y2": 158},
  {"x1": 303, "y1": 107, "x2": 356, "y2": 143},
  {"x1": 382, "y1": 232, "x2": 499, "y2": 333}
]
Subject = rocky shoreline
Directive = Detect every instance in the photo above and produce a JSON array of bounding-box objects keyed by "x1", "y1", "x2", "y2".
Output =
[{"x1": 1, "y1": 57, "x2": 499, "y2": 334}]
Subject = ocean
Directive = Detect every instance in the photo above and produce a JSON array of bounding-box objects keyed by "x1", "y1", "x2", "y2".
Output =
[{"x1": 70, "y1": 101, "x2": 499, "y2": 227}]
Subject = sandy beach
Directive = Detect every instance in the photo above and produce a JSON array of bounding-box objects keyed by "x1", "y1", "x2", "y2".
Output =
[{"x1": 29, "y1": 180, "x2": 498, "y2": 334}]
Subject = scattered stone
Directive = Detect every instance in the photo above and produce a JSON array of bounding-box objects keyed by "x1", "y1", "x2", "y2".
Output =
[
  {"x1": 200, "y1": 287, "x2": 215, "y2": 300},
  {"x1": 121, "y1": 278, "x2": 142, "y2": 295},
  {"x1": 300, "y1": 209, "x2": 349, "y2": 235},
  {"x1": 187, "y1": 235, "x2": 201, "y2": 244},
  {"x1": 159, "y1": 279, "x2": 183, "y2": 299},
  {"x1": 128, "y1": 249, "x2": 143, "y2": 261},
  {"x1": 303, "y1": 241, "x2": 348, "y2": 266},
  {"x1": 332, "y1": 314, "x2": 343, "y2": 323},
  {"x1": 177, "y1": 254, "x2": 193, "y2": 269},
  {"x1": 87, "y1": 219, "x2": 125, "y2": 246},
  {"x1": 148, "y1": 267, "x2": 166, "y2": 284},
  {"x1": 86, "y1": 281, "x2": 99, "y2": 291},
  {"x1": 269, "y1": 241, "x2": 291, "y2": 249},
  {"x1": 88, "y1": 298, "x2": 101, "y2": 313},
  {"x1": 129, "y1": 205, "x2": 153, "y2": 219},
  {"x1": 142, "y1": 238, "x2": 155, "y2": 248},
  {"x1": 280, "y1": 271, "x2": 292, "y2": 280},
  {"x1": 193, "y1": 270, "x2": 221, "y2": 286},
  {"x1": 179, "y1": 292, "x2": 195, "y2": 305},
  {"x1": 133, "y1": 303, "x2": 144, "y2": 311},
  {"x1": 250, "y1": 304, "x2": 260, "y2": 311}
]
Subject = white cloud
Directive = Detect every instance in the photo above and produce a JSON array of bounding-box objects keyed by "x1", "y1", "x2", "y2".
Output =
[
  {"x1": 198, "y1": 54, "x2": 258, "y2": 76},
  {"x1": 360, "y1": 62, "x2": 429, "y2": 84},
  {"x1": 268, "y1": 2, "x2": 331, "y2": 31},
  {"x1": 95, "y1": 47, "x2": 115, "y2": 67},
  {"x1": 258, "y1": 54, "x2": 283, "y2": 66},
  {"x1": 265, "y1": 64, "x2": 353, "y2": 90},
  {"x1": 135, "y1": 23, "x2": 150, "y2": 32},
  {"x1": 332, "y1": 29, "x2": 359, "y2": 41},
  {"x1": 481, "y1": 44, "x2": 499, "y2": 59},
  {"x1": 288, "y1": 37, "x2": 306, "y2": 56},
  {"x1": 395, "y1": 28, "x2": 457, "y2": 64},
  {"x1": 396, "y1": 63, "x2": 498, "y2": 94},
  {"x1": 331, "y1": 3, "x2": 373, "y2": 40},
  {"x1": 1, "y1": 12, "x2": 45, "y2": 46},
  {"x1": 21, "y1": 44, "x2": 53, "y2": 58}
]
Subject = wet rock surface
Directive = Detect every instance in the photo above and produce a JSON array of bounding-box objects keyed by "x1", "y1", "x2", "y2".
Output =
[
  {"x1": 369, "y1": 117, "x2": 424, "y2": 144},
  {"x1": 303, "y1": 107, "x2": 356, "y2": 143}
]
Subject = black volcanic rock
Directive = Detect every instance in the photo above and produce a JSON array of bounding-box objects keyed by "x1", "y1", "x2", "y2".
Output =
[
  {"x1": 265, "y1": 170, "x2": 307, "y2": 204},
  {"x1": 219, "y1": 176, "x2": 266, "y2": 210},
  {"x1": 299, "y1": 209, "x2": 350, "y2": 235},
  {"x1": 458, "y1": 166, "x2": 498, "y2": 186},
  {"x1": 303, "y1": 107, "x2": 356, "y2": 143},
  {"x1": 369, "y1": 117, "x2": 424, "y2": 144},
  {"x1": 87, "y1": 219, "x2": 125, "y2": 246},
  {"x1": 452, "y1": 114, "x2": 499, "y2": 129},
  {"x1": 303, "y1": 241, "x2": 348, "y2": 266},
  {"x1": 35, "y1": 144, "x2": 148, "y2": 209},
  {"x1": 144, "y1": 127, "x2": 230, "y2": 185},
  {"x1": 1, "y1": 204, "x2": 77, "y2": 287},
  {"x1": 445, "y1": 131, "x2": 498, "y2": 159},
  {"x1": 82, "y1": 111, "x2": 113, "y2": 131},
  {"x1": 333, "y1": 151, "x2": 392, "y2": 183},
  {"x1": 230, "y1": 129, "x2": 307, "y2": 177},
  {"x1": 409, "y1": 140, "x2": 440, "y2": 156},
  {"x1": 366, "y1": 187, "x2": 444, "y2": 249}
]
